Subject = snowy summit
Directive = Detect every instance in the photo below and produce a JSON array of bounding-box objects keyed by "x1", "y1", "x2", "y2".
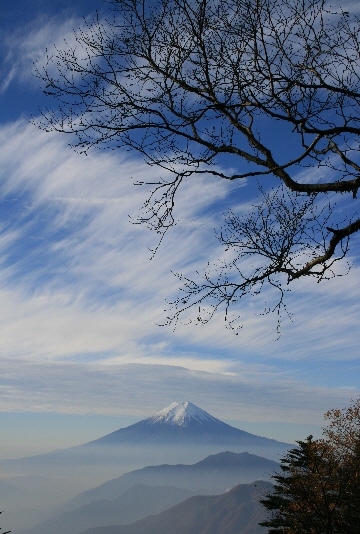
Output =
[
  {"x1": 83, "y1": 400, "x2": 290, "y2": 456},
  {"x1": 149, "y1": 401, "x2": 219, "y2": 427}
]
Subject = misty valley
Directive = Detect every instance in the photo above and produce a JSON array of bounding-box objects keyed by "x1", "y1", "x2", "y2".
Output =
[{"x1": 1, "y1": 402, "x2": 290, "y2": 533}]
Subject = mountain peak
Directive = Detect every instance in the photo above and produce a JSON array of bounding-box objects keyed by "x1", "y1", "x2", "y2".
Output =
[
  {"x1": 148, "y1": 401, "x2": 218, "y2": 427},
  {"x1": 85, "y1": 401, "x2": 291, "y2": 459}
]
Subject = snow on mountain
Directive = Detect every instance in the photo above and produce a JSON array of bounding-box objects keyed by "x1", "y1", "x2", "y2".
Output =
[
  {"x1": 86, "y1": 401, "x2": 290, "y2": 455},
  {"x1": 148, "y1": 402, "x2": 219, "y2": 427},
  {"x1": 2, "y1": 402, "x2": 292, "y2": 467},
  {"x1": 90, "y1": 400, "x2": 245, "y2": 445}
]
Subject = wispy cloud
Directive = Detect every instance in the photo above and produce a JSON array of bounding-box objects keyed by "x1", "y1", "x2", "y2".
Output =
[
  {"x1": 1, "y1": 121, "x2": 360, "y2": 365},
  {"x1": 0, "y1": 118, "x2": 359, "y2": 435},
  {"x1": 1, "y1": 358, "x2": 357, "y2": 429},
  {"x1": 0, "y1": 11, "x2": 95, "y2": 95}
]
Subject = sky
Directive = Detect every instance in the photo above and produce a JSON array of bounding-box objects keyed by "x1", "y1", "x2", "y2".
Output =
[{"x1": 0, "y1": 0, "x2": 360, "y2": 459}]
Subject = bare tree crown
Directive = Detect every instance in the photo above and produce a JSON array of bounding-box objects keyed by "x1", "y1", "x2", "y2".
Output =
[{"x1": 36, "y1": 0, "x2": 360, "y2": 331}]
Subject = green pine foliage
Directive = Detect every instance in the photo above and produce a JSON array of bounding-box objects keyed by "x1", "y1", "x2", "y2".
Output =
[{"x1": 260, "y1": 399, "x2": 360, "y2": 533}]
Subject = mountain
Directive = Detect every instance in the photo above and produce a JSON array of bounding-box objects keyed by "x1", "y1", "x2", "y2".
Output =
[
  {"x1": 86, "y1": 401, "x2": 285, "y2": 448},
  {"x1": 0, "y1": 474, "x2": 67, "y2": 507},
  {"x1": 63, "y1": 451, "x2": 278, "y2": 510},
  {"x1": 0, "y1": 475, "x2": 76, "y2": 533},
  {"x1": 2, "y1": 402, "x2": 291, "y2": 472},
  {"x1": 16, "y1": 451, "x2": 276, "y2": 534},
  {"x1": 79, "y1": 481, "x2": 272, "y2": 534},
  {"x1": 0, "y1": 479, "x2": 29, "y2": 502},
  {"x1": 18, "y1": 484, "x2": 196, "y2": 534},
  {"x1": 2, "y1": 403, "x2": 286, "y2": 533}
]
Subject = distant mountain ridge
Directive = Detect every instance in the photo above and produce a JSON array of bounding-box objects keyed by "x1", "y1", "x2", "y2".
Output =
[
  {"x1": 19, "y1": 484, "x2": 196, "y2": 534},
  {"x1": 4, "y1": 404, "x2": 287, "y2": 534},
  {"x1": 79, "y1": 481, "x2": 272, "y2": 534},
  {"x1": 64, "y1": 451, "x2": 278, "y2": 510},
  {"x1": 19, "y1": 451, "x2": 276, "y2": 534}
]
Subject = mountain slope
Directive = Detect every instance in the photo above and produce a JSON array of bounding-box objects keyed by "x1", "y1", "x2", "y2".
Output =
[
  {"x1": 64, "y1": 451, "x2": 278, "y2": 510},
  {"x1": 79, "y1": 481, "x2": 272, "y2": 534},
  {"x1": 2, "y1": 402, "x2": 291, "y2": 471},
  {"x1": 18, "y1": 484, "x2": 196, "y2": 534},
  {"x1": 87, "y1": 402, "x2": 285, "y2": 447}
]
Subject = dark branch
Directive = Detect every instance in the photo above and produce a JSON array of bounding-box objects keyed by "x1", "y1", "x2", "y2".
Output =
[{"x1": 35, "y1": 0, "x2": 360, "y2": 332}]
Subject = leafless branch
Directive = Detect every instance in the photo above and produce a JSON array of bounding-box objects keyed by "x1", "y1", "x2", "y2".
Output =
[{"x1": 35, "y1": 0, "x2": 360, "y2": 330}]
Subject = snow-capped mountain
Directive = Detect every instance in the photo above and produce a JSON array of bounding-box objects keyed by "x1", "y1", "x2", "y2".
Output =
[
  {"x1": 87, "y1": 401, "x2": 288, "y2": 452},
  {"x1": 148, "y1": 401, "x2": 224, "y2": 427},
  {"x1": 2, "y1": 402, "x2": 291, "y2": 467}
]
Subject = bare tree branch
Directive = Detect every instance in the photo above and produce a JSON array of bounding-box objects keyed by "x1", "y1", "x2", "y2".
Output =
[{"x1": 35, "y1": 0, "x2": 360, "y2": 331}]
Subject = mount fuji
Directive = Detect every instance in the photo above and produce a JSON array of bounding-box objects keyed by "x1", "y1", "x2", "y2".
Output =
[
  {"x1": 85, "y1": 401, "x2": 289, "y2": 453},
  {"x1": 1, "y1": 403, "x2": 291, "y2": 533},
  {"x1": 2, "y1": 402, "x2": 292, "y2": 470}
]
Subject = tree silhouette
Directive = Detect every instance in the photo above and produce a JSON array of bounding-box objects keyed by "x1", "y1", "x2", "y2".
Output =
[
  {"x1": 260, "y1": 399, "x2": 360, "y2": 533},
  {"x1": 36, "y1": 0, "x2": 360, "y2": 330}
]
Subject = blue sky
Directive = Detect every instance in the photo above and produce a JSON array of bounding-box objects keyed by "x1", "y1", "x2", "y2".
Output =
[{"x1": 1, "y1": 0, "x2": 360, "y2": 459}]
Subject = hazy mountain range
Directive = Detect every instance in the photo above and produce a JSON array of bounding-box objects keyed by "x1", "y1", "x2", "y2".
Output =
[
  {"x1": 78, "y1": 481, "x2": 273, "y2": 534},
  {"x1": 65, "y1": 450, "x2": 278, "y2": 510},
  {"x1": 18, "y1": 451, "x2": 277, "y2": 534},
  {"x1": 2, "y1": 402, "x2": 287, "y2": 533},
  {"x1": 18, "y1": 484, "x2": 196, "y2": 534}
]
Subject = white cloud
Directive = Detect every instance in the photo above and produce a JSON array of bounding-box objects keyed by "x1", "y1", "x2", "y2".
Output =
[
  {"x1": 1, "y1": 120, "x2": 360, "y2": 366},
  {"x1": 0, "y1": 114, "x2": 359, "y2": 435},
  {"x1": 0, "y1": 12, "x2": 96, "y2": 94},
  {"x1": 1, "y1": 358, "x2": 357, "y2": 429}
]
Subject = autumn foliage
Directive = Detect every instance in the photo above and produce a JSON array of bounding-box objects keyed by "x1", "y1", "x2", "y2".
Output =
[{"x1": 260, "y1": 399, "x2": 360, "y2": 533}]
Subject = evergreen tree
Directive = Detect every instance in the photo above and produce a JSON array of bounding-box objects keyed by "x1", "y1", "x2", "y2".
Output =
[{"x1": 260, "y1": 400, "x2": 360, "y2": 533}]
